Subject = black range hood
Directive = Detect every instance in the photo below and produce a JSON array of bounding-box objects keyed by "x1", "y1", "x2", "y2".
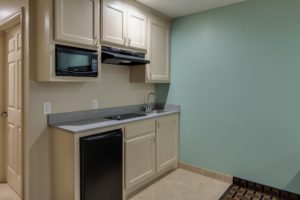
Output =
[{"x1": 101, "y1": 46, "x2": 150, "y2": 66}]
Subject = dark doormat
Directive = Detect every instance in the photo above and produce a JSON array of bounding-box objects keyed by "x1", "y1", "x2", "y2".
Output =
[
  {"x1": 220, "y1": 184, "x2": 282, "y2": 200},
  {"x1": 219, "y1": 177, "x2": 300, "y2": 200}
]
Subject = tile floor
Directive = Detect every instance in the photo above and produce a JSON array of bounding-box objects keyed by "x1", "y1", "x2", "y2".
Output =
[
  {"x1": 0, "y1": 169, "x2": 230, "y2": 200},
  {"x1": 0, "y1": 184, "x2": 21, "y2": 200},
  {"x1": 130, "y1": 168, "x2": 231, "y2": 200}
]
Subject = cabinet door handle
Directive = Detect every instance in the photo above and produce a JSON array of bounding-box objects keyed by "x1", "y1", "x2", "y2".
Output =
[
  {"x1": 147, "y1": 72, "x2": 153, "y2": 81},
  {"x1": 91, "y1": 0, "x2": 99, "y2": 47},
  {"x1": 128, "y1": 38, "x2": 131, "y2": 46},
  {"x1": 94, "y1": 35, "x2": 99, "y2": 46},
  {"x1": 152, "y1": 136, "x2": 156, "y2": 144},
  {"x1": 157, "y1": 121, "x2": 160, "y2": 129},
  {"x1": 147, "y1": 70, "x2": 150, "y2": 81}
]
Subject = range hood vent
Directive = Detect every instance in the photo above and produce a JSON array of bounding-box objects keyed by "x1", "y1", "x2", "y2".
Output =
[{"x1": 101, "y1": 46, "x2": 150, "y2": 66}]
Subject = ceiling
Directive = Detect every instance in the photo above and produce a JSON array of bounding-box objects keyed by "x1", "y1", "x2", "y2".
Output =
[
  {"x1": 137, "y1": 0, "x2": 245, "y2": 18},
  {"x1": 0, "y1": 0, "x2": 20, "y2": 22}
]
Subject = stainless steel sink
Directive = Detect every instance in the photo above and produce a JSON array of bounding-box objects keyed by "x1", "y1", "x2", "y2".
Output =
[
  {"x1": 105, "y1": 113, "x2": 147, "y2": 120},
  {"x1": 150, "y1": 110, "x2": 166, "y2": 114},
  {"x1": 138, "y1": 110, "x2": 167, "y2": 115}
]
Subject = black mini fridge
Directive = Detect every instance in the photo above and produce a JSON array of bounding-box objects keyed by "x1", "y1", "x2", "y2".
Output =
[{"x1": 80, "y1": 129, "x2": 123, "y2": 200}]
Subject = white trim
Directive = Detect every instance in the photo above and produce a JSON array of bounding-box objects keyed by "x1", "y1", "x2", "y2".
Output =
[
  {"x1": 0, "y1": 10, "x2": 24, "y2": 199},
  {"x1": 179, "y1": 162, "x2": 233, "y2": 184},
  {"x1": 0, "y1": 12, "x2": 21, "y2": 31}
]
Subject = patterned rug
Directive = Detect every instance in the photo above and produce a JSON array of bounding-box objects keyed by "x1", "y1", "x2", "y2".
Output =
[{"x1": 220, "y1": 185, "x2": 282, "y2": 200}]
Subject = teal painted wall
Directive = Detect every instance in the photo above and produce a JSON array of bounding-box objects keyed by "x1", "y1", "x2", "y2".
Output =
[{"x1": 156, "y1": 0, "x2": 300, "y2": 193}]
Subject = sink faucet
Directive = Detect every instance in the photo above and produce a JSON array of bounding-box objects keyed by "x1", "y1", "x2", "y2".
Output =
[{"x1": 146, "y1": 92, "x2": 156, "y2": 112}]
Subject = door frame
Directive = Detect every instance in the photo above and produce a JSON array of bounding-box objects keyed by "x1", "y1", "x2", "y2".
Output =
[{"x1": 0, "y1": 10, "x2": 25, "y2": 199}]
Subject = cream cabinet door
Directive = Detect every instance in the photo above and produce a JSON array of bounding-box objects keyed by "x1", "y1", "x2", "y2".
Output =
[
  {"x1": 55, "y1": 0, "x2": 100, "y2": 46},
  {"x1": 127, "y1": 9, "x2": 147, "y2": 50},
  {"x1": 102, "y1": 0, "x2": 126, "y2": 45},
  {"x1": 156, "y1": 115, "x2": 178, "y2": 173},
  {"x1": 125, "y1": 133, "x2": 156, "y2": 189},
  {"x1": 147, "y1": 18, "x2": 170, "y2": 82}
]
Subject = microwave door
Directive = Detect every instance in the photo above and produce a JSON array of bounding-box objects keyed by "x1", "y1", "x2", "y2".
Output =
[{"x1": 55, "y1": 45, "x2": 98, "y2": 77}]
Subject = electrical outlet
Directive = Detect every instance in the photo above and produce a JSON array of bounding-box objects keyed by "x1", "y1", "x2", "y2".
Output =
[
  {"x1": 92, "y1": 99, "x2": 99, "y2": 109},
  {"x1": 44, "y1": 102, "x2": 52, "y2": 114}
]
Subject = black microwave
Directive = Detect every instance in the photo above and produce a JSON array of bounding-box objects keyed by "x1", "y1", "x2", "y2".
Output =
[{"x1": 55, "y1": 45, "x2": 98, "y2": 77}]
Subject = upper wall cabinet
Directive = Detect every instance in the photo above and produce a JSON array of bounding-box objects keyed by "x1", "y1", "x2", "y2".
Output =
[
  {"x1": 147, "y1": 18, "x2": 170, "y2": 82},
  {"x1": 127, "y1": 8, "x2": 147, "y2": 50},
  {"x1": 130, "y1": 17, "x2": 170, "y2": 83},
  {"x1": 54, "y1": 0, "x2": 100, "y2": 47},
  {"x1": 101, "y1": 0, "x2": 126, "y2": 46},
  {"x1": 101, "y1": 0, "x2": 147, "y2": 50}
]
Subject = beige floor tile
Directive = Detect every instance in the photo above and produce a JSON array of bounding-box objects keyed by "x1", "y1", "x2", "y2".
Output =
[
  {"x1": 0, "y1": 184, "x2": 21, "y2": 200},
  {"x1": 130, "y1": 168, "x2": 230, "y2": 200}
]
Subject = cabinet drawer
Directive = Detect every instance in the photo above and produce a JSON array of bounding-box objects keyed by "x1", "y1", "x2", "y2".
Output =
[{"x1": 125, "y1": 119, "x2": 155, "y2": 139}]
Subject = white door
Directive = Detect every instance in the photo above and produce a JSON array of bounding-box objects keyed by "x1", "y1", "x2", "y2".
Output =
[
  {"x1": 55, "y1": 0, "x2": 100, "y2": 46},
  {"x1": 102, "y1": 0, "x2": 126, "y2": 45},
  {"x1": 0, "y1": 32, "x2": 5, "y2": 182},
  {"x1": 147, "y1": 18, "x2": 170, "y2": 82},
  {"x1": 5, "y1": 24, "x2": 22, "y2": 196},
  {"x1": 127, "y1": 8, "x2": 147, "y2": 50}
]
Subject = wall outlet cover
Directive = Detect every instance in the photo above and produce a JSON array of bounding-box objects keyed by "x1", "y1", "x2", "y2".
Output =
[
  {"x1": 92, "y1": 99, "x2": 99, "y2": 109},
  {"x1": 44, "y1": 102, "x2": 52, "y2": 114}
]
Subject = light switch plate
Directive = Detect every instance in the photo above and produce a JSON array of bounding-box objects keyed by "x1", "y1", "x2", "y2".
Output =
[
  {"x1": 44, "y1": 102, "x2": 52, "y2": 114},
  {"x1": 92, "y1": 99, "x2": 99, "y2": 109}
]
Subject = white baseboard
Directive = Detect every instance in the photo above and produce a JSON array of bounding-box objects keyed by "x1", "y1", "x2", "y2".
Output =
[{"x1": 179, "y1": 162, "x2": 233, "y2": 184}]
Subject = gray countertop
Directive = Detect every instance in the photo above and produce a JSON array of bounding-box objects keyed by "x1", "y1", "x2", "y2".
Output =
[{"x1": 48, "y1": 104, "x2": 180, "y2": 133}]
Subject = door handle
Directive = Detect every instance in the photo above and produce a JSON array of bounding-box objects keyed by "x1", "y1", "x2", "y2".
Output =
[
  {"x1": 128, "y1": 38, "x2": 131, "y2": 46},
  {"x1": 1, "y1": 112, "x2": 8, "y2": 117}
]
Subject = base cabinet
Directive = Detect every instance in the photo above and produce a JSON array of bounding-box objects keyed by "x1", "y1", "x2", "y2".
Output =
[
  {"x1": 156, "y1": 115, "x2": 179, "y2": 172},
  {"x1": 51, "y1": 113, "x2": 179, "y2": 200},
  {"x1": 124, "y1": 114, "x2": 179, "y2": 193}
]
